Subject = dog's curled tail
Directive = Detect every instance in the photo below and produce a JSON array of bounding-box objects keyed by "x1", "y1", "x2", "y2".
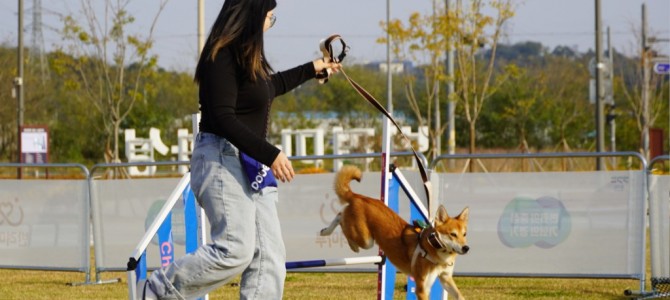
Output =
[{"x1": 334, "y1": 165, "x2": 362, "y2": 204}]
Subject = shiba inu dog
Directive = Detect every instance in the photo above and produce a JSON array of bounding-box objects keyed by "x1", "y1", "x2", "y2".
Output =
[{"x1": 320, "y1": 165, "x2": 469, "y2": 300}]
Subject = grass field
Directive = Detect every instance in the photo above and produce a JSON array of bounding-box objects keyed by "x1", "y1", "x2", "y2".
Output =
[
  {"x1": 0, "y1": 267, "x2": 646, "y2": 299},
  {"x1": 0, "y1": 231, "x2": 654, "y2": 300}
]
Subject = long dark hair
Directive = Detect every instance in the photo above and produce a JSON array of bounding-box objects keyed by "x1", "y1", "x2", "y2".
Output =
[{"x1": 194, "y1": 0, "x2": 276, "y2": 83}]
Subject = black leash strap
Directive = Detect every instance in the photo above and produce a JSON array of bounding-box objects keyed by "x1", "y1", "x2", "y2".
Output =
[{"x1": 316, "y1": 34, "x2": 433, "y2": 204}]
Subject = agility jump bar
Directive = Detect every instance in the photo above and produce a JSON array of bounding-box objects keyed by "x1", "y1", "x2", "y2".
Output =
[{"x1": 286, "y1": 256, "x2": 383, "y2": 270}]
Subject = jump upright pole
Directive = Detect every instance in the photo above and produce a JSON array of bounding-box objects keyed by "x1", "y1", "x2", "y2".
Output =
[{"x1": 378, "y1": 0, "x2": 394, "y2": 298}]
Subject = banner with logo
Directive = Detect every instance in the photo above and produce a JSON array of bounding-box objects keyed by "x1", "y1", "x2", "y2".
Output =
[
  {"x1": 435, "y1": 170, "x2": 645, "y2": 278},
  {"x1": 649, "y1": 175, "x2": 670, "y2": 279},
  {"x1": 0, "y1": 180, "x2": 88, "y2": 271},
  {"x1": 89, "y1": 170, "x2": 645, "y2": 278}
]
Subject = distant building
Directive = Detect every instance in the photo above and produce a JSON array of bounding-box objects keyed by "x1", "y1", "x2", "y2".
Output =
[{"x1": 365, "y1": 60, "x2": 414, "y2": 74}]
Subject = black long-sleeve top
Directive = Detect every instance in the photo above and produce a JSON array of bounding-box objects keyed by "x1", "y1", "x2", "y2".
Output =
[{"x1": 198, "y1": 47, "x2": 316, "y2": 167}]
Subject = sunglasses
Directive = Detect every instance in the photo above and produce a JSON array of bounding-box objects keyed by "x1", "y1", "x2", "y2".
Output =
[{"x1": 268, "y1": 14, "x2": 276, "y2": 28}]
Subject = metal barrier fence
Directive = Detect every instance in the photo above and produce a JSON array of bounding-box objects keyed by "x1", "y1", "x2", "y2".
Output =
[
  {"x1": 0, "y1": 163, "x2": 91, "y2": 285},
  {"x1": 646, "y1": 155, "x2": 670, "y2": 299},
  {"x1": 0, "y1": 151, "x2": 656, "y2": 297},
  {"x1": 430, "y1": 152, "x2": 648, "y2": 296}
]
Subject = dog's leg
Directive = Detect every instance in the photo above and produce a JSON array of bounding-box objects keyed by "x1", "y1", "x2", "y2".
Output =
[
  {"x1": 413, "y1": 277, "x2": 430, "y2": 300},
  {"x1": 438, "y1": 273, "x2": 464, "y2": 300},
  {"x1": 320, "y1": 212, "x2": 342, "y2": 236},
  {"x1": 344, "y1": 237, "x2": 361, "y2": 252},
  {"x1": 320, "y1": 212, "x2": 363, "y2": 252}
]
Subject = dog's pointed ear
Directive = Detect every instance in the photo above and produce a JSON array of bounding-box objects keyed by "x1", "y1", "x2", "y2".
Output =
[
  {"x1": 456, "y1": 207, "x2": 469, "y2": 222},
  {"x1": 435, "y1": 205, "x2": 449, "y2": 224}
]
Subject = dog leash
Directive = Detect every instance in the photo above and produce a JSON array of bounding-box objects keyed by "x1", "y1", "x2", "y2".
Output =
[{"x1": 317, "y1": 34, "x2": 434, "y2": 206}]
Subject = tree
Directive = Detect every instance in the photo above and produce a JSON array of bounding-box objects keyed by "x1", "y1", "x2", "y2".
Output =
[
  {"x1": 618, "y1": 43, "x2": 667, "y2": 160},
  {"x1": 122, "y1": 67, "x2": 199, "y2": 157},
  {"x1": 55, "y1": 0, "x2": 168, "y2": 167},
  {"x1": 476, "y1": 51, "x2": 593, "y2": 154},
  {"x1": 381, "y1": 0, "x2": 514, "y2": 158},
  {"x1": 0, "y1": 46, "x2": 17, "y2": 162},
  {"x1": 541, "y1": 55, "x2": 592, "y2": 152},
  {"x1": 453, "y1": 0, "x2": 514, "y2": 155},
  {"x1": 493, "y1": 41, "x2": 545, "y2": 63},
  {"x1": 487, "y1": 64, "x2": 544, "y2": 152}
]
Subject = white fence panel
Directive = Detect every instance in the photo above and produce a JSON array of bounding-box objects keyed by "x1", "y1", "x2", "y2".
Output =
[
  {"x1": 434, "y1": 170, "x2": 645, "y2": 278},
  {"x1": 0, "y1": 179, "x2": 89, "y2": 271},
  {"x1": 89, "y1": 169, "x2": 646, "y2": 279},
  {"x1": 649, "y1": 174, "x2": 670, "y2": 280}
]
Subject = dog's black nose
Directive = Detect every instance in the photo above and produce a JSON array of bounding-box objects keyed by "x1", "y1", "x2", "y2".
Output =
[{"x1": 462, "y1": 245, "x2": 470, "y2": 254}]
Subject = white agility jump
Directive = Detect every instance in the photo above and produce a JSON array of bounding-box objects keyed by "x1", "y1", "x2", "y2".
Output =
[{"x1": 126, "y1": 172, "x2": 201, "y2": 300}]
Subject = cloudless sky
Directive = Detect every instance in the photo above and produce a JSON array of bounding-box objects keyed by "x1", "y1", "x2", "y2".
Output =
[{"x1": 0, "y1": 0, "x2": 668, "y2": 72}]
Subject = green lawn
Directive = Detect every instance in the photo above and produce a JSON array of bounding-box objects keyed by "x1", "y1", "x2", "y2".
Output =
[{"x1": 0, "y1": 268, "x2": 644, "y2": 299}]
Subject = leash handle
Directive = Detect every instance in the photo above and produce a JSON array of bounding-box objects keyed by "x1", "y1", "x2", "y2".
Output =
[{"x1": 317, "y1": 34, "x2": 349, "y2": 84}]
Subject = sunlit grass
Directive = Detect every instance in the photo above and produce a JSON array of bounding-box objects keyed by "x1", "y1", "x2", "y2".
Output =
[
  {"x1": 0, "y1": 232, "x2": 653, "y2": 300},
  {"x1": 0, "y1": 268, "x2": 642, "y2": 299}
]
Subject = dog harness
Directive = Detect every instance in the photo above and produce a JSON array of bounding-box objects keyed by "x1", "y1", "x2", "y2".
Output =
[
  {"x1": 413, "y1": 220, "x2": 448, "y2": 251},
  {"x1": 410, "y1": 222, "x2": 453, "y2": 274},
  {"x1": 317, "y1": 34, "x2": 434, "y2": 206}
]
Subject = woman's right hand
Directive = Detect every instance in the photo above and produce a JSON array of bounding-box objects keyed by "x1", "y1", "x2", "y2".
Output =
[
  {"x1": 271, "y1": 151, "x2": 295, "y2": 183},
  {"x1": 313, "y1": 58, "x2": 342, "y2": 75}
]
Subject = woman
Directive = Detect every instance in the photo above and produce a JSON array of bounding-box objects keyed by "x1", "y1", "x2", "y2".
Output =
[{"x1": 141, "y1": 0, "x2": 340, "y2": 299}]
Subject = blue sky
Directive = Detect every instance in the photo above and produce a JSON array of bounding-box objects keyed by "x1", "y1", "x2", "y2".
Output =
[{"x1": 0, "y1": 0, "x2": 668, "y2": 72}]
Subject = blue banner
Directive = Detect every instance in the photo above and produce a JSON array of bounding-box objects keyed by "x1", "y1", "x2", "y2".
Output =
[
  {"x1": 157, "y1": 212, "x2": 174, "y2": 267},
  {"x1": 384, "y1": 176, "x2": 399, "y2": 299},
  {"x1": 183, "y1": 184, "x2": 198, "y2": 254},
  {"x1": 135, "y1": 252, "x2": 147, "y2": 282}
]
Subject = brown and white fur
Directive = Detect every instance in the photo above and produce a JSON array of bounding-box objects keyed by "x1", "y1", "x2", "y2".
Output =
[{"x1": 320, "y1": 165, "x2": 469, "y2": 300}]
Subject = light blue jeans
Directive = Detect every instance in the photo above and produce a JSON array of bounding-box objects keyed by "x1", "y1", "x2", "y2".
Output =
[{"x1": 147, "y1": 132, "x2": 286, "y2": 300}]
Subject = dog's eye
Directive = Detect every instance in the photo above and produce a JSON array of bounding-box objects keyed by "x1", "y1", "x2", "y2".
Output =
[
  {"x1": 464, "y1": 232, "x2": 467, "y2": 237},
  {"x1": 450, "y1": 233, "x2": 457, "y2": 238}
]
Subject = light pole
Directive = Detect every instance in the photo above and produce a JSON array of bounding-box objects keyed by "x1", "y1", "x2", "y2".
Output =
[
  {"x1": 377, "y1": 2, "x2": 393, "y2": 299},
  {"x1": 594, "y1": 0, "x2": 606, "y2": 170},
  {"x1": 446, "y1": 0, "x2": 456, "y2": 163},
  {"x1": 197, "y1": 0, "x2": 204, "y2": 55},
  {"x1": 641, "y1": 3, "x2": 650, "y2": 162},
  {"x1": 432, "y1": 0, "x2": 441, "y2": 157},
  {"x1": 15, "y1": 0, "x2": 25, "y2": 175}
]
